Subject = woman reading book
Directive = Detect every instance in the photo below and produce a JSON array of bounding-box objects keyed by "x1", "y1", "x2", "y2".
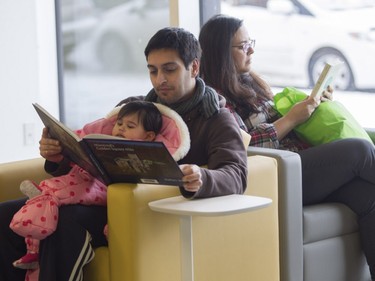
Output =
[
  {"x1": 199, "y1": 14, "x2": 375, "y2": 279},
  {"x1": 9, "y1": 101, "x2": 190, "y2": 279}
]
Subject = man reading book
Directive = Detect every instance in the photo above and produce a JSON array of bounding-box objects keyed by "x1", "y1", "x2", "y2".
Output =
[{"x1": 0, "y1": 27, "x2": 247, "y2": 281}]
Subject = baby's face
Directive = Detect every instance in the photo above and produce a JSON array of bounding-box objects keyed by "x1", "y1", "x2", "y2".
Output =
[{"x1": 112, "y1": 113, "x2": 154, "y2": 141}]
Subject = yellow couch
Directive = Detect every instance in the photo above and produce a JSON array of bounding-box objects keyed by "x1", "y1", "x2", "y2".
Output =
[{"x1": 0, "y1": 155, "x2": 279, "y2": 281}]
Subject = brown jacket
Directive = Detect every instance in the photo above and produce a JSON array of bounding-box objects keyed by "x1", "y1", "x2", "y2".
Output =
[
  {"x1": 46, "y1": 92, "x2": 247, "y2": 199},
  {"x1": 176, "y1": 94, "x2": 248, "y2": 198}
]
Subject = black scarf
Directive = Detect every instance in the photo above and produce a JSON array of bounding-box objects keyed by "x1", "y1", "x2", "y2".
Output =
[{"x1": 145, "y1": 78, "x2": 219, "y2": 119}]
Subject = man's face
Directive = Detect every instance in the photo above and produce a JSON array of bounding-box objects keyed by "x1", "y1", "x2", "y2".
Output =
[{"x1": 147, "y1": 48, "x2": 199, "y2": 105}]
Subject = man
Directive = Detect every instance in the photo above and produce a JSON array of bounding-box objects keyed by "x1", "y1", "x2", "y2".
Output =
[
  {"x1": 0, "y1": 27, "x2": 247, "y2": 281},
  {"x1": 118, "y1": 27, "x2": 248, "y2": 198}
]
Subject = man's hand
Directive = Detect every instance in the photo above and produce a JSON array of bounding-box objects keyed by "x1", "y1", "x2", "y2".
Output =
[{"x1": 179, "y1": 164, "x2": 203, "y2": 193}]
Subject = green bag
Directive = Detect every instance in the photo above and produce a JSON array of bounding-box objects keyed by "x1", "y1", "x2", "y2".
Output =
[{"x1": 273, "y1": 87, "x2": 372, "y2": 146}]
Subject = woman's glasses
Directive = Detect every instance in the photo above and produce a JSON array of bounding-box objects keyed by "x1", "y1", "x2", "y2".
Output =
[{"x1": 232, "y1": 39, "x2": 256, "y2": 53}]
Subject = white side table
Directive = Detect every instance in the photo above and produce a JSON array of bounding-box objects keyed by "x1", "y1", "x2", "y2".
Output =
[{"x1": 148, "y1": 194, "x2": 272, "y2": 281}]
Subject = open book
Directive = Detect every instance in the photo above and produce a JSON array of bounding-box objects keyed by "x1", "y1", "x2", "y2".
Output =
[
  {"x1": 33, "y1": 103, "x2": 184, "y2": 186},
  {"x1": 310, "y1": 61, "x2": 343, "y2": 98}
]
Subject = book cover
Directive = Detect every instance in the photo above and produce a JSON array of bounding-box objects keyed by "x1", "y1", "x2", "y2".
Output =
[
  {"x1": 32, "y1": 103, "x2": 184, "y2": 186},
  {"x1": 83, "y1": 138, "x2": 184, "y2": 185},
  {"x1": 310, "y1": 61, "x2": 343, "y2": 98}
]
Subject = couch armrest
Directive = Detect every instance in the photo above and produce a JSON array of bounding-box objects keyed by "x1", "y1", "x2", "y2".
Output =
[
  {"x1": 107, "y1": 155, "x2": 280, "y2": 281},
  {"x1": 0, "y1": 158, "x2": 50, "y2": 201},
  {"x1": 365, "y1": 128, "x2": 375, "y2": 143},
  {"x1": 247, "y1": 147, "x2": 303, "y2": 281}
]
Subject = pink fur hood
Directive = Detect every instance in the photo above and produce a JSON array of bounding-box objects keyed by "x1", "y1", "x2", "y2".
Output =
[{"x1": 76, "y1": 103, "x2": 190, "y2": 161}]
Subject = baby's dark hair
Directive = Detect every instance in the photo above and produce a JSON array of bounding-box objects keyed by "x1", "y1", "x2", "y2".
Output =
[{"x1": 117, "y1": 101, "x2": 163, "y2": 134}]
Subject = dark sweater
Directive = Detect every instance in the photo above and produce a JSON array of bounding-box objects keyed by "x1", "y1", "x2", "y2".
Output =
[{"x1": 46, "y1": 91, "x2": 248, "y2": 199}]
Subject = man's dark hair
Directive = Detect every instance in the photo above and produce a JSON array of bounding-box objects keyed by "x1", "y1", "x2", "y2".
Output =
[
  {"x1": 118, "y1": 101, "x2": 162, "y2": 134},
  {"x1": 144, "y1": 27, "x2": 201, "y2": 69}
]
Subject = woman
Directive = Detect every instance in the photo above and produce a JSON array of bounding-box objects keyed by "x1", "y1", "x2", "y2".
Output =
[{"x1": 199, "y1": 14, "x2": 375, "y2": 279}]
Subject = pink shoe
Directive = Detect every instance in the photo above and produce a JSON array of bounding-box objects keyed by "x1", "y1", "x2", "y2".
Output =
[
  {"x1": 20, "y1": 180, "x2": 42, "y2": 199},
  {"x1": 12, "y1": 252, "x2": 39, "y2": 270}
]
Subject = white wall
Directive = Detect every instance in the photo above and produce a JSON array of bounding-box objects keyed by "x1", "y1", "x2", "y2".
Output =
[{"x1": 0, "y1": 0, "x2": 59, "y2": 163}]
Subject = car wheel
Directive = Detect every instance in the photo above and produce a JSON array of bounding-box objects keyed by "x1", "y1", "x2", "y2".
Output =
[
  {"x1": 308, "y1": 48, "x2": 355, "y2": 91},
  {"x1": 96, "y1": 32, "x2": 132, "y2": 72}
]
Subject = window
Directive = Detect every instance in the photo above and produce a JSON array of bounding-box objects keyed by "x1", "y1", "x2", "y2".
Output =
[
  {"x1": 57, "y1": 0, "x2": 375, "y2": 130},
  {"x1": 58, "y1": 0, "x2": 169, "y2": 129},
  {"x1": 220, "y1": 0, "x2": 375, "y2": 128}
]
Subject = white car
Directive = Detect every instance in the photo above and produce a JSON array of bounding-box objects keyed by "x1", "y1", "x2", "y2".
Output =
[
  {"x1": 222, "y1": 0, "x2": 375, "y2": 90},
  {"x1": 60, "y1": 0, "x2": 99, "y2": 56},
  {"x1": 69, "y1": 0, "x2": 169, "y2": 72}
]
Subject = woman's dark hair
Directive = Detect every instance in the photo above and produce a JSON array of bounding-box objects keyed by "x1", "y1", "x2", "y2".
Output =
[
  {"x1": 144, "y1": 27, "x2": 201, "y2": 69},
  {"x1": 118, "y1": 101, "x2": 162, "y2": 134},
  {"x1": 199, "y1": 14, "x2": 273, "y2": 118}
]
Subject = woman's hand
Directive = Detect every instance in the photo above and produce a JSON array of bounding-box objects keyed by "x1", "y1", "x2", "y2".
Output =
[
  {"x1": 179, "y1": 164, "x2": 203, "y2": 193},
  {"x1": 321, "y1": 85, "x2": 334, "y2": 102},
  {"x1": 285, "y1": 96, "x2": 320, "y2": 126},
  {"x1": 274, "y1": 86, "x2": 331, "y2": 140},
  {"x1": 39, "y1": 127, "x2": 64, "y2": 163},
  {"x1": 274, "y1": 94, "x2": 320, "y2": 140}
]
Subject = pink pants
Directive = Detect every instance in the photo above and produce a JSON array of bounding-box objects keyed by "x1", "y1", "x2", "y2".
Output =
[
  {"x1": 10, "y1": 164, "x2": 107, "y2": 244},
  {"x1": 25, "y1": 267, "x2": 39, "y2": 281}
]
